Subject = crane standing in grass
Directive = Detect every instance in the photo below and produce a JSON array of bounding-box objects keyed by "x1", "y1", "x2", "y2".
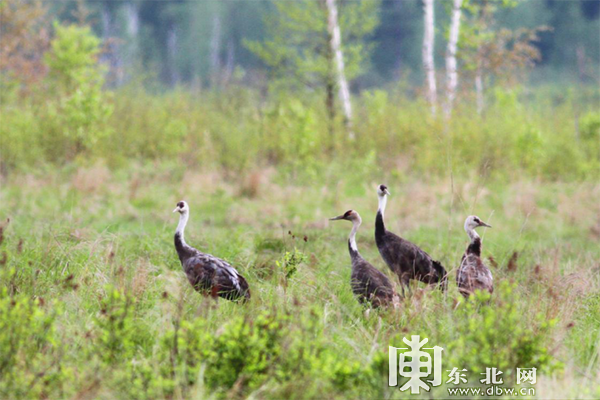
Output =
[
  {"x1": 374, "y1": 185, "x2": 447, "y2": 295},
  {"x1": 457, "y1": 215, "x2": 493, "y2": 297},
  {"x1": 173, "y1": 200, "x2": 251, "y2": 302},
  {"x1": 330, "y1": 209, "x2": 399, "y2": 308}
]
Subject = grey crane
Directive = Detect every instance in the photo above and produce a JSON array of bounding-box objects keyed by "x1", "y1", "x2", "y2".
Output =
[
  {"x1": 457, "y1": 215, "x2": 493, "y2": 297},
  {"x1": 374, "y1": 184, "x2": 447, "y2": 294},
  {"x1": 330, "y1": 209, "x2": 398, "y2": 308},
  {"x1": 173, "y1": 201, "x2": 250, "y2": 302}
]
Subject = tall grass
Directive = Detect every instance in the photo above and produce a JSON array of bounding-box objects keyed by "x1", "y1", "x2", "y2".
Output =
[{"x1": 1, "y1": 83, "x2": 598, "y2": 181}]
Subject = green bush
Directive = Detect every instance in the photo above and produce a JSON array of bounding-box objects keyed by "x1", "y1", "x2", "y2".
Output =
[
  {"x1": 447, "y1": 282, "x2": 562, "y2": 380},
  {"x1": 0, "y1": 281, "x2": 67, "y2": 399},
  {"x1": 44, "y1": 23, "x2": 113, "y2": 159}
]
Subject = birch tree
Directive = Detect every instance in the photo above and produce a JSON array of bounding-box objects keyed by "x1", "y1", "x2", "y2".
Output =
[
  {"x1": 444, "y1": 0, "x2": 463, "y2": 117},
  {"x1": 460, "y1": 0, "x2": 545, "y2": 114},
  {"x1": 325, "y1": 0, "x2": 353, "y2": 137},
  {"x1": 422, "y1": 0, "x2": 437, "y2": 115},
  {"x1": 209, "y1": 13, "x2": 222, "y2": 87},
  {"x1": 245, "y1": 0, "x2": 378, "y2": 139}
]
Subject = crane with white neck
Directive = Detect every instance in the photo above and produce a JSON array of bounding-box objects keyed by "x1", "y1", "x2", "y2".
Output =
[
  {"x1": 457, "y1": 215, "x2": 493, "y2": 297},
  {"x1": 330, "y1": 209, "x2": 398, "y2": 308},
  {"x1": 374, "y1": 184, "x2": 447, "y2": 295},
  {"x1": 173, "y1": 200, "x2": 250, "y2": 302}
]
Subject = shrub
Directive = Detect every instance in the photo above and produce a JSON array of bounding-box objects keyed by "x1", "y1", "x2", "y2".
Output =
[
  {"x1": 0, "y1": 282, "x2": 66, "y2": 399},
  {"x1": 447, "y1": 282, "x2": 562, "y2": 380},
  {"x1": 44, "y1": 23, "x2": 113, "y2": 159},
  {"x1": 92, "y1": 287, "x2": 138, "y2": 365}
]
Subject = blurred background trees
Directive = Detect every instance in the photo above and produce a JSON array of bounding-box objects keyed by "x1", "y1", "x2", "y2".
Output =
[
  {"x1": 4, "y1": 0, "x2": 593, "y2": 91},
  {"x1": 0, "y1": 0, "x2": 598, "y2": 178}
]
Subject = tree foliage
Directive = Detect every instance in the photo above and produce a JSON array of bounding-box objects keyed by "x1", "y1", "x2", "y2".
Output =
[
  {"x1": 0, "y1": 0, "x2": 50, "y2": 93},
  {"x1": 244, "y1": 0, "x2": 379, "y2": 92}
]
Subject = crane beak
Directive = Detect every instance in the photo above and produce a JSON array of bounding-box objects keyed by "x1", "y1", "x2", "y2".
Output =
[
  {"x1": 384, "y1": 189, "x2": 391, "y2": 196},
  {"x1": 329, "y1": 215, "x2": 344, "y2": 221},
  {"x1": 173, "y1": 207, "x2": 179, "y2": 213},
  {"x1": 480, "y1": 221, "x2": 492, "y2": 228}
]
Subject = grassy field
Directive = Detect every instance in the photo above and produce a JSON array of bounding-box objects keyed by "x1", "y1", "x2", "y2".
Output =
[{"x1": 1, "y1": 161, "x2": 599, "y2": 399}]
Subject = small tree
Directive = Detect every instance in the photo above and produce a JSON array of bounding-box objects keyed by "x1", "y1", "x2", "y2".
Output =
[
  {"x1": 45, "y1": 23, "x2": 113, "y2": 158},
  {"x1": 245, "y1": 0, "x2": 379, "y2": 140},
  {"x1": 460, "y1": 0, "x2": 547, "y2": 113}
]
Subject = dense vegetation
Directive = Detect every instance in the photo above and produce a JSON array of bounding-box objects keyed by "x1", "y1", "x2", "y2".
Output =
[{"x1": 1, "y1": 2, "x2": 599, "y2": 399}]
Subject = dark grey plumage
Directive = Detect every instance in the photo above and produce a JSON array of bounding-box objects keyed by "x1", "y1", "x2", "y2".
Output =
[
  {"x1": 374, "y1": 185, "x2": 447, "y2": 292},
  {"x1": 173, "y1": 201, "x2": 250, "y2": 302},
  {"x1": 457, "y1": 215, "x2": 493, "y2": 297},
  {"x1": 331, "y1": 210, "x2": 398, "y2": 308}
]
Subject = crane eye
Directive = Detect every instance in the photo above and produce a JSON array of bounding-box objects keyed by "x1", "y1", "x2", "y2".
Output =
[{"x1": 178, "y1": 202, "x2": 184, "y2": 208}]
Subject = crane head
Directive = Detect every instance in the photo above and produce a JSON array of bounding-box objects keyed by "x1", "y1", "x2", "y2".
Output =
[
  {"x1": 173, "y1": 200, "x2": 189, "y2": 214},
  {"x1": 464, "y1": 215, "x2": 492, "y2": 231},
  {"x1": 330, "y1": 209, "x2": 360, "y2": 222},
  {"x1": 377, "y1": 184, "x2": 390, "y2": 197}
]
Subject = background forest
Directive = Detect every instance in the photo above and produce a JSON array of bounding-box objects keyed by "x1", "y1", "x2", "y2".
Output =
[{"x1": 0, "y1": 0, "x2": 599, "y2": 399}]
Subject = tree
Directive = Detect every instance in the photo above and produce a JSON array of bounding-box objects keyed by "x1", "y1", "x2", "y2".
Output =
[
  {"x1": 444, "y1": 0, "x2": 464, "y2": 117},
  {"x1": 0, "y1": 0, "x2": 50, "y2": 94},
  {"x1": 460, "y1": 0, "x2": 547, "y2": 113},
  {"x1": 422, "y1": 0, "x2": 437, "y2": 115},
  {"x1": 45, "y1": 23, "x2": 113, "y2": 157},
  {"x1": 245, "y1": 0, "x2": 379, "y2": 138},
  {"x1": 325, "y1": 0, "x2": 353, "y2": 137}
]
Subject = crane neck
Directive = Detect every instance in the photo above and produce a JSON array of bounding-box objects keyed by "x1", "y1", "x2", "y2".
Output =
[
  {"x1": 466, "y1": 226, "x2": 480, "y2": 243},
  {"x1": 465, "y1": 226, "x2": 482, "y2": 256},
  {"x1": 348, "y1": 216, "x2": 362, "y2": 257},
  {"x1": 175, "y1": 211, "x2": 190, "y2": 250},
  {"x1": 377, "y1": 194, "x2": 388, "y2": 219},
  {"x1": 375, "y1": 194, "x2": 387, "y2": 237}
]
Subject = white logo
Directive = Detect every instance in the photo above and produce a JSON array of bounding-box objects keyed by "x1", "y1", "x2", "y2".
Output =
[
  {"x1": 517, "y1": 368, "x2": 537, "y2": 385},
  {"x1": 389, "y1": 335, "x2": 443, "y2": 394},
  {"x1": 480, "y1": 367, "x2": 504, "y2": 384},
  {"x1": 446, "y1": 367, "x2": 468, "y2": 384}
]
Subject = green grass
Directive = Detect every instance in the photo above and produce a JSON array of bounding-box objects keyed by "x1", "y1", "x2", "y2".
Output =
[{"x1": 1, "y1": 162, "x2": 599, "y2": 399}]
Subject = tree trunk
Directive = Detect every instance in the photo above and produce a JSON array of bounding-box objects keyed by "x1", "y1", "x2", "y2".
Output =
[
  {"x1": 475, "y1": 58, "x2": 483, "y2": 114},
  {"x1": 326, "y1": 76, "x2": 336, "y2": 141},
  {"x1": 209, "y1": 13, "x2": 222, "y2": 87},
  {"x1": 576, "y1": 44, "x2": 586, "y2": 82},
  {"x1": 325, "y1": 0, "x2": 353, "y2": 139},
  {"x1": 444, "y1": 0, "x2": 463, "y2": 117},
  {"x1": 101, "y1": 3, "x2": 121, "y2": 86},
  {"x1": 166, "y1": 23, "x2": 179, "y2": 86},
  {"x1": 422, "y1": 0, "x2": 437, "y2": 115},
  {"x1": 124, "y1": 2, "x2": 139, "y2": 84}
]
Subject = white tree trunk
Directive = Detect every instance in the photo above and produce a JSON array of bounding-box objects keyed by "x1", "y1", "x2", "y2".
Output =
[
  {"x1": 167, "y1": 24, "x2": 179, "y2": 86},
  {"x1": 325, "y1": 0, "x2": 353, "y2": 138},
  {"x1": 123, "y1": 2, "x2": 139, "y2": 84},
  {"x1": 209, "y1": 13, "x2": 222, "y2": 87},
  {"x1": 444, "y1": 0, "x2": 463, "y2": 117},
  {"x1": 475, "y1": 60, "x2": 484, "y2": 114},
  {"x1": 422, "y1": 0, "x2": 437, "y2": 115},
  {"x1": 223, "y1": 40, "x2": 235, "y2": 85}
]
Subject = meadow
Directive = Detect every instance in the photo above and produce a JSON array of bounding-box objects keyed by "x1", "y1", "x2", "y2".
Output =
[
  {"x1": 1, "y1": 20, "x2": 600, "y2": 400},
  {"x1": 1, "y1": 126, "x2": 599, "y2": 398},
  {"x1": 0, "y1": 7, "x2": 600, "y2": 400}
]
